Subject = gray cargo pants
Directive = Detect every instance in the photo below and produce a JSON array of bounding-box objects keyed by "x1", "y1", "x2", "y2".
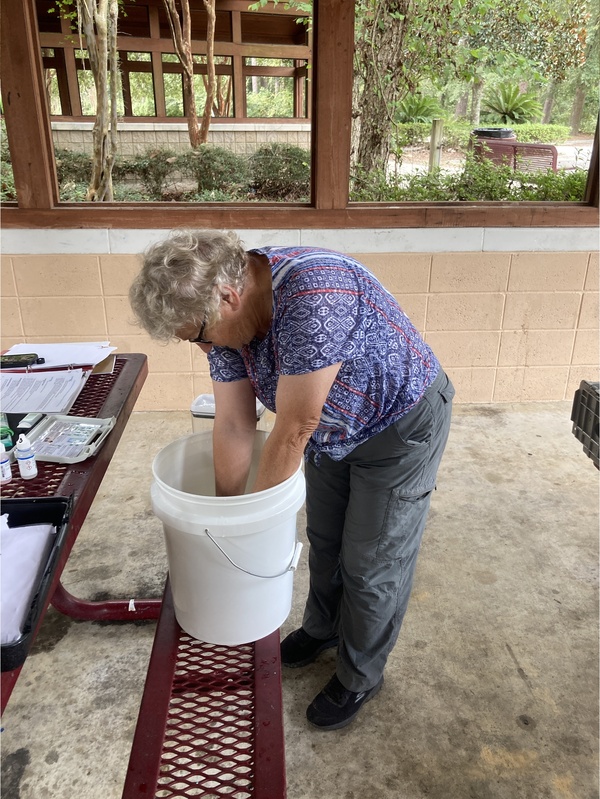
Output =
[{"x1": 302, "y1": 369, "x2": 454, "y2": 692}]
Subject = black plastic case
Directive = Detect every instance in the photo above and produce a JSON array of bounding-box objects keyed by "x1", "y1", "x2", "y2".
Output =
[
  {"x1": 571, "y1": 380, "x2": 599, "y2": 469},
  {"x1": 1, "y1": 496, "x2": 73, "y2": 672}
]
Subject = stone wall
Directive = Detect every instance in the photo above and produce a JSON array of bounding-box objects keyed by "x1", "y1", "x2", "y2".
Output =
[
  {"x1": 51, "y1": 122, "x2": 312, "y2": 156},
  {"x1": 2, "y1": 227, "x2": 597, "y2": 411}
]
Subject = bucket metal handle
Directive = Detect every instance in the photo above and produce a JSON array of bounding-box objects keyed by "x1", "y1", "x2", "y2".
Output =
[{"x1": 204, "y1": 528, "x2": 303, "y2": 579}]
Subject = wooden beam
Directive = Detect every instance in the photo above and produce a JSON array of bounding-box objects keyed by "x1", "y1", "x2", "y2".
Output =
[
  {"x1": 60, "y1": 14, "x2": 83, "y2": 117},
  {"x1": 149, "y1": 7, "x2": 166, "y2": 117},
  {"x1": 39, "y1": 32, "x2": 311, "y2": 59},
  {"x1": 1, "y1": 0, "x2": 59, "y2": 208},
  {"x1": 231, "y1": 10, "x2": 246, "y2": 118},
  {"x1": 310, "y1": 0, "x2": 353, "y2": 209},
  {"x1": 3, "y1": 203, "x2": 597, "y2": 229}
]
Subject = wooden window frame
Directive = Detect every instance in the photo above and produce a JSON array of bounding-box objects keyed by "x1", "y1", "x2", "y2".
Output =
[{"x1": 2, "y1": 0, "x2": 598, "y2": 230}]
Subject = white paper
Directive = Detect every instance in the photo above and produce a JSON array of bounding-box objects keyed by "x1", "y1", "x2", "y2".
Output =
[
  {"x1": 1, "y1": 515, "x2": 55, "y2": 644},
  {"x1": 0, "y1": 369, "x2": 87, "y2": 413},
  {"x1": 5, "y1": 342, "x2": 116, "y2": 370}
]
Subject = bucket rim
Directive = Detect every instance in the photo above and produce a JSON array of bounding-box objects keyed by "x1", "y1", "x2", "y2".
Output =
[{"x1": 151, "y1": 430, "x2": 303, "y2": 503}]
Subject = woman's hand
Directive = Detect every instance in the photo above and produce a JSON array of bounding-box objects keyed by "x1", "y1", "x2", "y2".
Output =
[{"x1": 212, "y1": 378, "x2": 258, "y2": 496}]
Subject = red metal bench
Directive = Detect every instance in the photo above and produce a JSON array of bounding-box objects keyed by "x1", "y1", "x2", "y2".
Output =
[
  {"x1": 121, "y1": 580, "x2": 286, "y2": 799},
  {"x1": 473, "y1": 138, "x2": 558, "y2": 172}
]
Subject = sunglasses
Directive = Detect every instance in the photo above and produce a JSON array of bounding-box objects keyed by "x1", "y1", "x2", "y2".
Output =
[{"x1": 188, "y1": 318, "x2": 212, "y2": 345}]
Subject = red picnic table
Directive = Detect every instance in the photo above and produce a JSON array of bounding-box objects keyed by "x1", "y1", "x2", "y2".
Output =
[{"x1": 1, "y1": 352, "x2": 286, "y2": 799}]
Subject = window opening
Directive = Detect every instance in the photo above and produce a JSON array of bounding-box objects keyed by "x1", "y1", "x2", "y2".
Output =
[{"x1": 349, "y1": 0, "x2": 597, "y2": 203}]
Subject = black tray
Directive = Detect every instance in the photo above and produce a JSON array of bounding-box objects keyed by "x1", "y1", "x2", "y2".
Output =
[{"x1": 1, "y1": 496, "x2": 73, "y2": 672}]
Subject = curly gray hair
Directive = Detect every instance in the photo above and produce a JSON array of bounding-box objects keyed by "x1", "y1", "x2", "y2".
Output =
[{"x1": 129, "y1": 228, "x2": 248, "y2": 341}]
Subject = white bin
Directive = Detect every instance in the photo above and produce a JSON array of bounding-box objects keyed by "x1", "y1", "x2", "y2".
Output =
[
  {"x1": 190, "y1": 393, "x2": 266, "y2": 432},
  {"x1": 151, "y1": 431, "x2": 305, "y2": 645}
]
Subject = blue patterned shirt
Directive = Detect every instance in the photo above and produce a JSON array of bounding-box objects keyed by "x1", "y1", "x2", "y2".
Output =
[{"x1": 207, "y1": 247, "x2": 439, "y2": 460}]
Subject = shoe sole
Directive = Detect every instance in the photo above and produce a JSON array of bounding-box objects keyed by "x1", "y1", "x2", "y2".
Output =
[
  {"x1": 281, "y1": 638, "x2": 339, "y2": 669},
  {"x1": 307, "y1": 679, "x2": 384, "y2": 731}
]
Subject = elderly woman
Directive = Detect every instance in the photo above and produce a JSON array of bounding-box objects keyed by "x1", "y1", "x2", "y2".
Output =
[{"x1": 129, "y1": 228, "x2": 454, "y2": 731}]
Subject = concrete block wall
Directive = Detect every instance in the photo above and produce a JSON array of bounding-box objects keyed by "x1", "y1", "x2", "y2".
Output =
[
  {"x1": 1, "y1": 228, "x2": 597, "y2": 411},
  {"x1": 52, "y1": 122, "x2": 312, "y2": 157}
]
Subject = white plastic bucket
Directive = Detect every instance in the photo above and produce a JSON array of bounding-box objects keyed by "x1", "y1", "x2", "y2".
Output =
[{"x1": 151, "y1": 431, "x2": 305, "y2": 645}]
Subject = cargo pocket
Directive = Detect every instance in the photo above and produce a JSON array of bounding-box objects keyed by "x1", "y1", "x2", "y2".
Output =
[{"x1": 376, "y1": 488, "x2": 433, "y2": 562}]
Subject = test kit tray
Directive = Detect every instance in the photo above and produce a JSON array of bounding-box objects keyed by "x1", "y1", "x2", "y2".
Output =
[
  {"x1": 1, "y1": 496, "x2": 73, "y2": 672},
  {"x1": 15, "y1": 414, "x2": 116, "y2": 464}
]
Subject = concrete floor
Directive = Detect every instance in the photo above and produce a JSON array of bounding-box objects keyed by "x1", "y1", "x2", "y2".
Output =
[{"x1": 1, "y1": 402, "x2": 598, "y2": 799}]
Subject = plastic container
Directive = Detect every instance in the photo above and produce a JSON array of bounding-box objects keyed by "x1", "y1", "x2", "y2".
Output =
[
  {"x1": 0, "y1": 442, "x2": 12, "y2": 485},
  {"x1": 472, "y1": 127, "x2": 516, "y2": 139},
  {"x1": 571, "y1": 380, "x2": 599, "y2": 469},
  {"x1": 151, "y1": 430, "x2": 305, "y2": 645},
  {"x1": 190, "y1": 393, "x2": 266, "y2": 432},
  {"x1": 1, "y1": 496, "x2": 73, "y2": 671},
  {"x1": 0, "y1": 413, "x2": 13, "y2": 450}
]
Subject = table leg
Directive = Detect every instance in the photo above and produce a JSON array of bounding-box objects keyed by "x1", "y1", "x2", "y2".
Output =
[{"x1": 51, "y1": 581, "x2": 161, "y2": 621}]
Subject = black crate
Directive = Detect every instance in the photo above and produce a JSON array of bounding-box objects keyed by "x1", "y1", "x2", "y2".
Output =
[
  {"x1": 1, "y1": 496, "x2": 73, "y2": 672},
  {"x1": 571, "y1": 380, "x2": 599, "y2": 469}
]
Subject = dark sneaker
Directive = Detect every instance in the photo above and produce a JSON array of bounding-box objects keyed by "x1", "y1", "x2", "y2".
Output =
[
  {"x1": 306, "y1": 673, "x2": 384, "y2": 730},
  {"x1": 280, "y1": 627, "x2": 339, "y2": 668}
]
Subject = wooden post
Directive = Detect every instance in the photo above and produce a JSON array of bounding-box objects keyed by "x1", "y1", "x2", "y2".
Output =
[
  {"x1": 1, "y1": 0, "x2": 59, "y2": 208},
  {"x1": 428, "y1": 118, "x2": 444, "y2": 172}
]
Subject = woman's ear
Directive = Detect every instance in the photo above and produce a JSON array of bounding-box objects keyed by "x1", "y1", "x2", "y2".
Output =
[{"x1": 219, "y1": 285, "x2": 242, "y2": 314}]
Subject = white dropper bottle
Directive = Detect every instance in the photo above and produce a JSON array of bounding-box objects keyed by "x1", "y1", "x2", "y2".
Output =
[
  {"x1": 0, "y1": 441, "x2": 12, "y2": 485},
  {"x1": 16, "y1": 434, "x2": 38, "y2": 480}
]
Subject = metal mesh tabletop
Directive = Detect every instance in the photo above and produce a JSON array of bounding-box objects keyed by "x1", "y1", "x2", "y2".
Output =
[{"x1": 2, "y1": 358, "x2": 125, "y2": 499}]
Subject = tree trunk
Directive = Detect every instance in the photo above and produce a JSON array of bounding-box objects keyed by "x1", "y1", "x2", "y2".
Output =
[
  {"x1": 199, "y1": 0, "x2": 217, "y2": 144},
  {"x1": 455, "y1": 92, "x2": 469, "y2": 118},
  {"x1": 163, "y1": 0, "x2": 201, "y2": 148},
  {"x1": 470, "y1": 78, "x2": 484, "y2": 125},
  {"x1": 353, "y1": 0, "x2": 411, "y2": 172},
  {"x1": 541, "y1": 80, "x2": 556, "y2": 124},
  {"x1": 569, "y1": 82, "x2": 586, "y2": 135},
  {"x1": 77, "y1": 0, "x2": 119, "y2": 202}
]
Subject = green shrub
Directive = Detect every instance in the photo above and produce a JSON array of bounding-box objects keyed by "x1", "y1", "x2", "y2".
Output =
[
  {"x1": 111, "y1": 184, "x2": 148, "y2": 202},
  {"x1": 440, "y1": 123, "x2": 473, "y2": 150},
  {"x1": 514, "y1": 168, "x2": 588, "y2": 201},
  {"x1": 179, "y1": 145, "x2": 248, "y2": 196},
  {"x1": 452, "y1": 155, "x2": 517, "y2": 201},
  {"x1": 1, "y1": 120, "x2": 11, "y2": 165},
  {"x1": 249, "y1": 142, "x2": 310, "y2": 200},
  {"x1": 54, "y1": 148, "x2": 93, "y2": 183},
  {"x1": 58, "y1": 181, "x2": 90, "y2": 202},
  {"x1": 393, "y1": 123, "x2": 431, "y2": 147},
  {"x1": 350, "y1": 154, "x2": 585, "y2": 203},
  {"x1": 483, "y1": 84, "x2": 542, "y2": 124},
  {"x1": 184, "y1": 188, "x2": 240, "y2": 202},
  {"x1": 126, "y1": 148, "x2": 179, "y2": 199},
  {"x1": 509, "y1": 124, "x2": 571, "y2": 144},
  {"x1": 351, "y1": 165, "x2": 404, "y2": 202},
  {"x1": 1, "y1": 162, "x2": 16, "y2": 201}
]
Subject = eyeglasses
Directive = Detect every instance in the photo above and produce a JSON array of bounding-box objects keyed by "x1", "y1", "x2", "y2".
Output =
[{"x1": 188, "y1": 318, "x2": 212, "y2": 345}]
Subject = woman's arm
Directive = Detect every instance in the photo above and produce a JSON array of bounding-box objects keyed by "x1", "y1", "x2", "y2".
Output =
[
  {"x1": 212, "y1": 378, "x2": 258, "y2": 496},
  {"x1": 252, "y1": 362, "x2": 342, "y2": 493}
]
